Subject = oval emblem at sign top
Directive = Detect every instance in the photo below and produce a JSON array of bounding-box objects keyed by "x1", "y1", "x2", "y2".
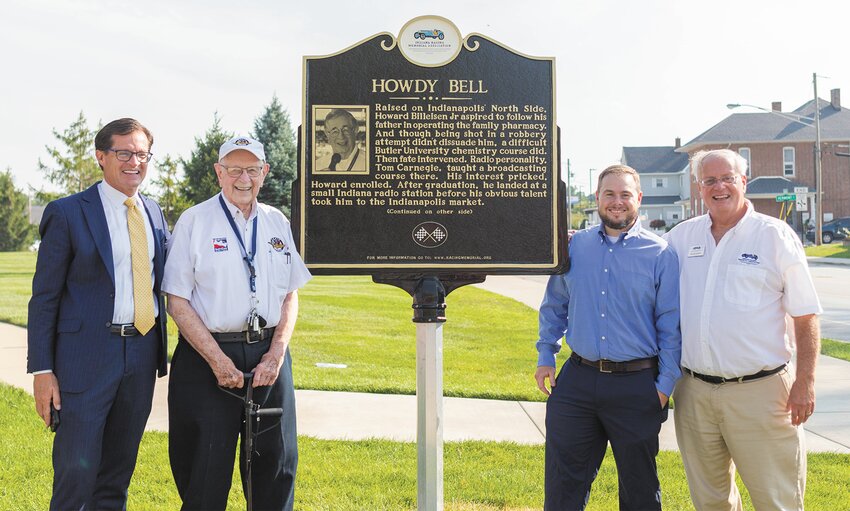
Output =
[
  {"x1": 412, "y1": 222, "x2": 448, "y2": 248},
  {"x1": 398, "y1": 15, "x2": 462, "y2": 68}
]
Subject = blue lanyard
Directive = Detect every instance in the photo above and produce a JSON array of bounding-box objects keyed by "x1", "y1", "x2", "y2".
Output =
[{"x1": 218, "y1": 194, "x2": 258, "y2": 293}]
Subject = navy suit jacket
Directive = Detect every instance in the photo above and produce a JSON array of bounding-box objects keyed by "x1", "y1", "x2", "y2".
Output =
[{"x1": 27, "y1": 183, "x2": 170, "y2": 392}]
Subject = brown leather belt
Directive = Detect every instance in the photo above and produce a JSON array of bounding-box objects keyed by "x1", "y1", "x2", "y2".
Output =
[
  {"x1": 209, "y1": 327, "x2": 275, "y2": 344},
  {"x1": 683, "y1": 364, "x2": 786, "y2": 384},
  {"x1": 570, "y1": 352, "x2": 658, "y2": 373}
]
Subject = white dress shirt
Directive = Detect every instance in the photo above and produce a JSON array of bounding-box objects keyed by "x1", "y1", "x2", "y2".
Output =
[
  {"x1": 665, "y1": 203, "x2": 821, "y2": 378},
  {"x1": 98, "y1": 181, "x2": 158, "y2": 323},
  {"x1": 163, "y1": 193, "x2": 312, "y2": 332}
]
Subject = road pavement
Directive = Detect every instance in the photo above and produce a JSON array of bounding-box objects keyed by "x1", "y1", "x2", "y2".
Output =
[{"x1": 808, "y1": 260, "x2": 850, "y2": 341}]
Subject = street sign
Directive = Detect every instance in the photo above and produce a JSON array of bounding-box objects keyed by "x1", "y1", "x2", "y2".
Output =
[
  {"x1": 796, "y1": 195, "x2": 808, "y2": 211},
  {"x1": 794, "y1": 186, "x2": 808, "y2": 194},
  {"x1": 775, "y1": 194, "x2": 795, "y2": 202}
]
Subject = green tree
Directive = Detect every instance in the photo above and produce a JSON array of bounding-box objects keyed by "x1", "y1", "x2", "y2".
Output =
[
  {"x1": 252, "y1": 95, "x2": 297, "y2": 215},
  {"x1": 38, "y1": 111, "x2": 102, "y2": 196},
  {"x1": 148, "y1": 155, "x2": 191, "y2": 229},
  {"x1": 180, "y1": 114, "x2": 232, "y2": 207},
  {"x1": 0, "y1": 170, "x2": 35, "y2": 251},
  {"x1": 29, "y1": 187, "x2": 62, "y2": 205},
  {"x1": 565, "y1": 184, "x2": 591, "y2": 229}
]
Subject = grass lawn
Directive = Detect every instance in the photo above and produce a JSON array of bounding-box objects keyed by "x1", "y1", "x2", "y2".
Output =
[
  {"x1": 0, "y1": 252, "x2": 543, "y2": 401},
  {"x1": 3, "y1": 251, "x2": 850, "y2": 401},
  {"x1": 0, "y1": 251, "x2": 35, "y2": 327},
  {"x1": 805, "y1": 243, "x2": 850, "y2": 258},
  {"x1": 821, "y1": 338, "x2": 850, "y2": 361},
  {"x1": 3, "y1": 384, "x2": 849, "y2": 510},
  {"x1": 293, "y1": 275, "x2": 539, "y2": 400}
]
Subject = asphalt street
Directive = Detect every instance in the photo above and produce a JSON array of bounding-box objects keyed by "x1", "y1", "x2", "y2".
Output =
[
  {"x1": 808, "y1": 263, "x2": 850, "y2": 342},
  {"x1": 487, "y1": 261, "x2": 850, "y2": 342}
]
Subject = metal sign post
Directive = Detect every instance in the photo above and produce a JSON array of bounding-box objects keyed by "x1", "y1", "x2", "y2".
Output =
[
  {"x1": 412, "y1": 277, "x2": 446, "y2": 510},
  {"x1": 416, "y1": 320, "x2": 443, "y2": 510}
]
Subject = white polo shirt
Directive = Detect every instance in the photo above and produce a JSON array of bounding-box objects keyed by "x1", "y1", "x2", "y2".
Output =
[
  {"x1": 665, "y1": 204, "x2": 821, "y2": 378},
  {"x1": 163, "y1": 193, "x2": 311, "y2": 332}
]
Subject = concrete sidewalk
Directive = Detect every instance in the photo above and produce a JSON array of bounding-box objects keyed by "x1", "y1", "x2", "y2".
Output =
[
  {"x1": 473, "y1": 275, "x2": 850, "y2": 453},
  {"x1": 3, "y1": 273, "x2": 849, "y2": 452},
  {"x1": 807, "y1": 256, "x2": 850, "y2": 267}
]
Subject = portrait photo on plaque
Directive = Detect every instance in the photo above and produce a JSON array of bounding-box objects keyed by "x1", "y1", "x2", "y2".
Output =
[{"x1": 312, "y1": 106, "x2": 369, "y2": 174}]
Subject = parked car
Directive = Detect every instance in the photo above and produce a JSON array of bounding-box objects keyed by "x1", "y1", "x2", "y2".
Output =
[{"x1": 806, "y1": 217, "x2": 850, "y2": 244}]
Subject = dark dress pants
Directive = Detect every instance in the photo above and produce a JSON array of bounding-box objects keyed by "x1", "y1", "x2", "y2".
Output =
[
  {"x1": 544, "y1": 356, "x2": 668, "y2": 511},
  {"x1": 50, "y1": 329, "x2": 158, "y2": 511},
  {"x1": 168, "y1": 337, "x2": 297, "y2": 511}
]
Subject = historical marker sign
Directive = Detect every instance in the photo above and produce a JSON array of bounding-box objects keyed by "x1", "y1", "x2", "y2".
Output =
[{"x1": 295, "y1": 16, "x2": 566, "y2": 274}]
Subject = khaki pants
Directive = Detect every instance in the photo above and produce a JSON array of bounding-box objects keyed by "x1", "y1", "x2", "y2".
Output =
[{"x1": 674, "y1": 368, "x2": 806, "y2": 511}]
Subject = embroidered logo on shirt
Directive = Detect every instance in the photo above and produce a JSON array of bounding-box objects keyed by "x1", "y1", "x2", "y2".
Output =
[
  {"x1": 268, "y1": 237, "x2": 286, "y2": 252},
  {"x1": 212, "y1": 237, "x2": 228, "y2": 252},
  {"x1": 738, "y1": 253, "x2": 759, "y2": 265}
]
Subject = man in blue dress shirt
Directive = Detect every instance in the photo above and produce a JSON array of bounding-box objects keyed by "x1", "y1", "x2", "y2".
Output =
[{"x1": 534, "y1": 164, "x2": 681, "y2": 510}]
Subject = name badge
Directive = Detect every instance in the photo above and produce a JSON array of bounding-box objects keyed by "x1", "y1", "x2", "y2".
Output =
[{"x1": 688, "y1": 245, "x2": 705, "y2": 257}]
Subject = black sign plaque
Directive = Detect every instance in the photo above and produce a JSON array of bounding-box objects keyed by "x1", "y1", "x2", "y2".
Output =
[{"x1": 295, "y1": 16, "x2": 566, "y2": 275}]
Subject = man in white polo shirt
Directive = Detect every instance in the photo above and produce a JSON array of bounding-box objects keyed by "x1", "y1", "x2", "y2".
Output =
[
  {"x1": 665, "y1": 149, "x2": 821, "y2": 510},
  {"x1": 163, "y1": 136, "x2": 311, "y2": 510}
]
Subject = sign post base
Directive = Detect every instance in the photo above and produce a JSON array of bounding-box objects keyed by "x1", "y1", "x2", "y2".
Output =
[
  {"x1": 416, "y1": 319, "x2": 443, "y2": 511},
  {"x1": 374, "y1": 275, "x2": 482, "y2": 510}
]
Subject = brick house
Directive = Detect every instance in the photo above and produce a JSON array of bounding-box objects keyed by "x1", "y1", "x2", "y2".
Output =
[{"x1": 677, "y1": 89, "x2": 850, "y2": 234}]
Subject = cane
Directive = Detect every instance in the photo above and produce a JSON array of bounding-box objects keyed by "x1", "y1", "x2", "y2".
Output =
[{"x1": 220, "y1": 372, "x2": 283, "y2": 511}]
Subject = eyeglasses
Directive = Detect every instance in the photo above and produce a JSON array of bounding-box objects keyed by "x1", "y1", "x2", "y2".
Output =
[
  {"x1": 326, "y1": 126, "x2": 354, "y2": 138},
  {"x1": 698, "y1": 174, "x2": 739, "y2": 187},
  {"x1": 219, "y1": 165, "x2": 263, "y2": 178},
  {"x1": 106, "y1": 149, "x2": 153, "y2": 163}
]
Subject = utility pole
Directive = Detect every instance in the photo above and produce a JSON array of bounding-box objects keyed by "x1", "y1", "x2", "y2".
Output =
[
  {"x1": 588, "y1": 168, "x2": 596, "y2": 195},
  {"x1": 813, "y1": 72, "x2": 824, "y2": 246}
]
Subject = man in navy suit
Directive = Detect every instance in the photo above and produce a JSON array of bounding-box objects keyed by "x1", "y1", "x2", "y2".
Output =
[{"x1": 27, "y1": 118, "x2": 170, "y2": 510}]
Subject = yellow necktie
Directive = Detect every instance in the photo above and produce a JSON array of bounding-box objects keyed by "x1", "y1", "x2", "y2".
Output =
[{"x1": 124, "y1": 198, "x2": 156, "y2": 335}]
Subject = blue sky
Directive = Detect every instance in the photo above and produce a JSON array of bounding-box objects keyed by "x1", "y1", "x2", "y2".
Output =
[{"x1": 2, "y1": 0, "x2": 848, "y2": 196}]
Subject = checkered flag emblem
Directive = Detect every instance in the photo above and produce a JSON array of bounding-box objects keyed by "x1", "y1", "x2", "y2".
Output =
[{"x1": 412, "y1": 222, "x2": 448, "y2": 248}]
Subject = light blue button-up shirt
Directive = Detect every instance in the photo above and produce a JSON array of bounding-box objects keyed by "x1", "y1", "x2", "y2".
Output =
[{"x1": 536, "y1": 220, "x2": 682, "y2": 396}]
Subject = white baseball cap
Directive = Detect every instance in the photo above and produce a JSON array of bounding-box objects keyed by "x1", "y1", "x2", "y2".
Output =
[{"x1": 219, "y1": 136, "x2": 265, "y2": 162}]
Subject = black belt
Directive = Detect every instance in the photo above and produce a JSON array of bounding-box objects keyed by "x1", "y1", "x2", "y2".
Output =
[
  {"x1": 109, "y1": 323, "x2": 141, "y2": 337},
  {"x1": 570, "y1": 352, "x2": 658, "y2": 373},
  {"x1": 683, "y1": 364, "x2": 786, "y2": 384},
  {"x1": 209, "y1": 327, "x2": 275, "y2": 344}
]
